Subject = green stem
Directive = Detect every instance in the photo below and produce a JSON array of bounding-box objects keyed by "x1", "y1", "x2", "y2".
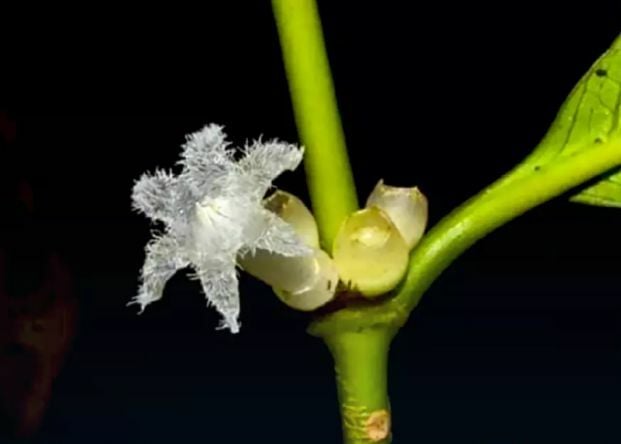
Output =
[
  {"x1": 324, "y1": 327, "x2": 396, "y2": 444},
  {"x1": 272, "y1": 0, "x2": 359, "y2": 250}
]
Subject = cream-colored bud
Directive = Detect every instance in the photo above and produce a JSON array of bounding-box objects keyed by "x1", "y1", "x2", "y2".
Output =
[
  {"x1": 365, "y1": 180, "x2": 428, "y2": 250},
  {"x1": 239, "y1": 248, "x2": 317, "y2": 294},
  {"x1": 332, "y1": 207, "x2": 409, "y2": 298},
  {"x1": 273, "y1": 249, "x2": 339, "y2": 311},
  {"x1": 264, "y1": 190, "x2": 320, "y2": 248},
  {"x1": 241, "y1": 191, "x2": 337, "y2": 311}
]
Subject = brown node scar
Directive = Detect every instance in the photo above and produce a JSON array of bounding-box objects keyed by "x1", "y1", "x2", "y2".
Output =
[{"x1": 365, "y1": 409, "x2": 391, "y2": 442}]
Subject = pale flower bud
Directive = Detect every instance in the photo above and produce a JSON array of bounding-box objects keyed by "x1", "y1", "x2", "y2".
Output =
[
  {"x1": 263, "y1": 190, "x2": 320, "y2": 249},
  {"x1": 365, "y1": 180, "x2": 428, "y2": 250},
  {"x1": 272, "y1": 249, "x2": 340, "y2": 311},
  {"x1": 332, "y1": 207, "x2": 409, "y2": 298},
  {"x1": 239, "y1": 191, "x2": 338, "y2": 311}
]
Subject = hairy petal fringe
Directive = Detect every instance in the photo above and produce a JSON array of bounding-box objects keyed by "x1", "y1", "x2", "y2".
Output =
[
  {"x1": 130, "y1": 234, "x2": 188, "y2": 312},
  {"x1": 178, "y1": 124, "x2": 237, "y2": 196},
  {"x1": 132, "y1": 170, "x2": 181, "y2": 224},
  {"x1": 196, "y1": 266, "x2": 241, "y2": 334},
  {"x1": 239, "y1": 140, "x2": 304, "y2": 198}
]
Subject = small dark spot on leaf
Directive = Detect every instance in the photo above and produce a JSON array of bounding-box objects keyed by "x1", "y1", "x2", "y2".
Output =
[
  {"x1": 327, "y1": 281, "x2": 332, "y2": 291},
  {"x1": 594, "y1": 137, "x2": 603, "y2": 144},
  {"x1": 534, "y1": 165, "x2": 541, "y2": 171},
  {"x1": 595, "y1": 68, "x2": 607, "y2": 77}
]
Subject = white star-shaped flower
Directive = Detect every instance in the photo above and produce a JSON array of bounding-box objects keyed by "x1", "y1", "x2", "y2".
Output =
[{"x1": 130, "y1": 124, "x2": 312, "y2": 333}]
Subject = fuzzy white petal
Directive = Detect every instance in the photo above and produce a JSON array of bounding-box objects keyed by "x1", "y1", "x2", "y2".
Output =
[
  {"x1": 195, "y1": 266, "x2": 241, "y2": 334},
  {"x1": 132, "y1": 170, "x2": 180, "y2": 224},
  {"x1": 239, "y1": 140, "x2": 304, "y2": 198},
  {"x1": 130, "y1": 234, "x2": 189, "y2": 312},
  {"x1": 178, "y1": 124, "x2": 237, "y2": 197}
]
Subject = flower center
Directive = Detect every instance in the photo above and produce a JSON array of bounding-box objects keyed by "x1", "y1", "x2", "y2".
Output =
[{"x1": 193, "y1": 196, "x2": 244, "y2": 254}]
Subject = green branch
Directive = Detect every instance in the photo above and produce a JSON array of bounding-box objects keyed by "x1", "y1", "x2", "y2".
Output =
[{"x1": 272, "y1": 0, "x2": 358, "y2": 250}]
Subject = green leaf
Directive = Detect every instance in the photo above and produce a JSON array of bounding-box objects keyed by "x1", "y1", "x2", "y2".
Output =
[
  {"x1": 527, "y1": 33, "x2": 621, "y2": 207},
  {"x1": 531, "y1": 35, "x2": 620, "y2": 161},
  {"x1": 571, "y1": 167, "x2": 621, "y2": 207},
  {"x1": 563, "y1": 34, "x2": 621, "y2": 207}
]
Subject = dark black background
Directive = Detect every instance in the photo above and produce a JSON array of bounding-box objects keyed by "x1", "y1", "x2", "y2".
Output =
[{"x1": 4, "y1": 2, "x2": 621, "y2": 443}]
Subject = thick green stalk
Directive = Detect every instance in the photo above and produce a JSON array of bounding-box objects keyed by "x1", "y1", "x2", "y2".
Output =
[
  {"x1": 324, "y1": 327, "x2": 396, "y2": 444},
  {"x1": 272, "y1": 0, "x2": 358, "y2": 250}
]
